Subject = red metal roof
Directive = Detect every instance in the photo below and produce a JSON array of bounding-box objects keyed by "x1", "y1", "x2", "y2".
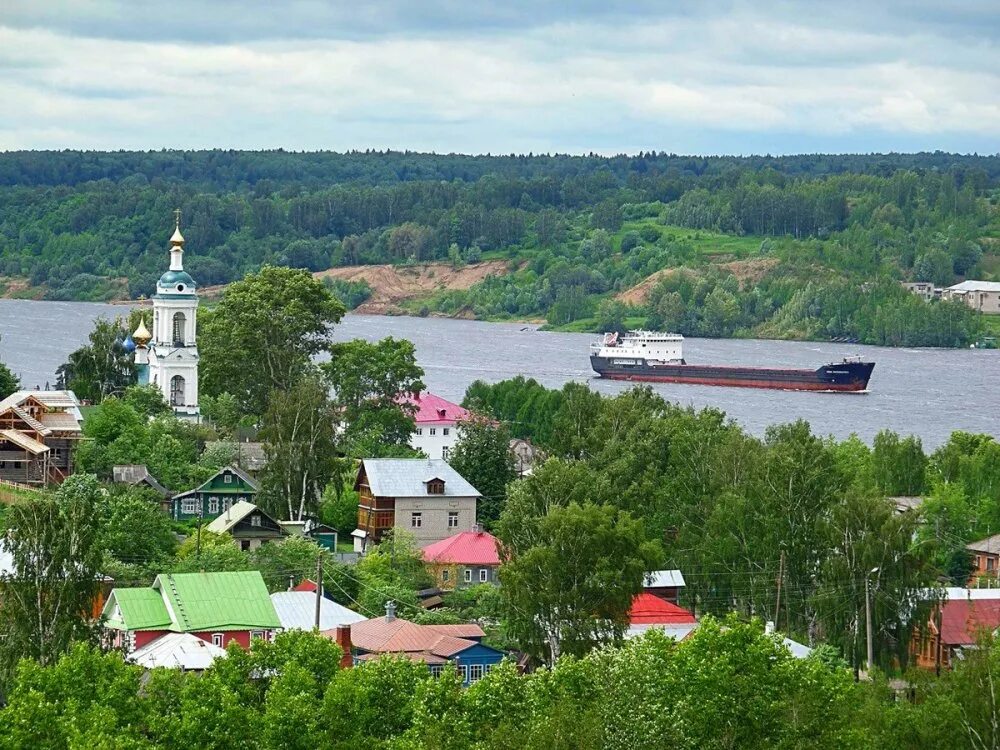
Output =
[
  {"x1": 346, "y1": 616, "x2": 486, "y2": 658},
  {"x1": 629, "y1": 593, "x2": 697, "y2": 625},
  {"x1": 292, "y1": 579, "x2": 318, "y2": 593},
  {"x1": 423, "y1": 531, "x2": 502, "y2": 566},
  {"x1": 940, "y1": 598, "x2": 1000, "y2": 646},
  {"x1": 399, "y1": 392, "x2": 471, "y2": 424}
]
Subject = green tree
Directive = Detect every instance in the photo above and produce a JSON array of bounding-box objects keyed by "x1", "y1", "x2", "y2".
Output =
[
  {"x1": 96, "y1": 486, "x2": 177, "y2": 568},
  {"x1": 0, "y1": 475, "x2": 104, "y2": 686},
  {"x1": 259, "y1": 375, "x2": 339, "y2": 521},
  {"x1": 200, "y1": 265, "x2": 345, "y2": 417},
  {"x1": 54, "y1": 318, "x2": 135, "y2": 402},
  {"x1": 0, "y1": 341, "x2": 19, "y2": 399},
  {"x1": 122, "y1": 383, "x2": 170, "y2": 418},
  {"x1": 498, "y1": 499, "x2": 661, "y2": 665},
  {"x1": 447, "y1": 416, "x2": 516, "y2": 528},
  {"x1": 323, "y1": 337, "x2": 425, "y2": 457}
]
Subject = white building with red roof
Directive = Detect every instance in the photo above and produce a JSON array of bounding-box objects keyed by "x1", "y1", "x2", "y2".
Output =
[
  {"x1": 400, "y1": 392, "x2": 471, "y2": 460},
  {"x1": 423, "y1": 529, "x2": 502, "y2": 589}
]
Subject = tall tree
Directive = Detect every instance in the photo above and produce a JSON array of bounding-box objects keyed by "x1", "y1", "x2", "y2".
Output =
[
  {"x1": 259, "y1": 375, "x2": 339, "y2": 521},
  {"x1": 446, "y1": 416, "x2": 516, "y2": 528},
  {"x1": 0, "y1": 475, "x2": 103, "y2": 686},
  {"x1": 54, "y1": 318, "x2": 135, "y2": 402},
  {"x1": 200, "y1": 265, "x2": 345, "y2": 417},
  {"x1": 0, "y1": 337, "x2": 19, "y2": 399},
  {"x1": 323, "y1": 337, "x2": 424, "y2": 457}
]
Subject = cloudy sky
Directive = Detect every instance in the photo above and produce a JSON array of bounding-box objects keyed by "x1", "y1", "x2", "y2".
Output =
[{"x1": 2, "y1": 1, "x2": 998, "y2": 155}]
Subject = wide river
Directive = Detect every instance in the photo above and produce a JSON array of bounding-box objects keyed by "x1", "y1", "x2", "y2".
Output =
[{"x1": 1, "y1": 299, "x2": 997, "y2": 449}]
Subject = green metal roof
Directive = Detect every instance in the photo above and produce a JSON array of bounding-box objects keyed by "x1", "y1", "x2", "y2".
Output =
[
  {"x1": 158, "y1": 270, "x2": 197, "y2": 288},
  {"x1": 154, "y1": 571, "x2": 280, "y2": 632},
  {"x1": 105, "y1": 588, "x2": 171, "y2": 631}
]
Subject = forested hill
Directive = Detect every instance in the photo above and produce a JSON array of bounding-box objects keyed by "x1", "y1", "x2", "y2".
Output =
[
  {"x1": 2, "y1": 149, "x2": 998, "y2": 189},
  {"x1": 1, "y1": 150, "x2": 998, "y2": 347}
]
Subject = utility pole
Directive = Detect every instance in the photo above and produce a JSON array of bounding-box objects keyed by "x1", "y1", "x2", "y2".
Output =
[
  {"x1": 314, "y1": 552, "x2": 323, "y2": 630},
  {"x1": 196, "y1": 503, "x2": 203, "y2": 564},
  {"x1": 865, "y1": 575, "x2": 874, "y2": 673},
  {"x1": 935, "y1": 604, "x2": 943, "y2": 677},
  {"x1": 773, "y1": 549, "x2": 785, "y2": 628}
]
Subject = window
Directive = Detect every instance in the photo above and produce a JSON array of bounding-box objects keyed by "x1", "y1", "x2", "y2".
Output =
[
  {"x1": 989, "y1": 558, "x2": 996, "y2": 572},
  {"x1": 469, "y1": 664, "x2": 484, "y2": 683},
  {"x1": 416, "y1": 428, "x2": 423, "y2": 436},
  {"x1": 211, "y1": 633, "x2": 223, "y2": 648},
  {"x1": 222, "y1": 498, "x2": 232, "y2": 511},
  {"x1": 251, "y1": 514, "x2": 261, "y2": 527},
  {"x1": 170, "y1": 375, "x2": 185, "y2": 406},
  {"x1": 464, "y1": 569, "x2": 472, "y2": 583},
  {"x1": 172, "y1": 312, "x2": 186, "y2": 344},
  {"x1": 208, "y1": 497, "x2": 219, "y2": 514},
  {"x1": 224, "y1": 474, "x2": 233, "y2": 484},
  {"x1": 411, "y1": 512, "x2": 422, "y2": 528},
  {"x1": 448, "y1": 511, "x2": 459, "y2": 528},
  {"x1": 429, "y1": 428, "x2": 436, "y2": 436},
  {"x1": 429, "y1": 664, "x2": 444, "y2": 678},
  {"x1": 251, "y1": 630, "x2": 265, "y2": 642},
  {"x1": 485, "y1": 663, "x2": 494, "y2": 674},
  {"x1": 181, "y1": 498, "x2": 197, "y2": 515},
  {"x1": 442, "y1": 569, "x2": 450, "y2": 582},
  {"x1": 426, "y1": 479, "x2": 445, "y2": 495},
  {"x1": 479, "y1": 569, "x2": 488, "y2": 583},
  {"x1": 443, "y1": 428, "x2": 450, "y2": 436},
  {"x1": 460, "y1": 664, "x2": 469, "y2": 683}
]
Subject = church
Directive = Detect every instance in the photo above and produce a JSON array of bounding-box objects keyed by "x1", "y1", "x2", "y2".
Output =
[{"x1": 132, "y1": 212, "x2": 200, "y2": 420}]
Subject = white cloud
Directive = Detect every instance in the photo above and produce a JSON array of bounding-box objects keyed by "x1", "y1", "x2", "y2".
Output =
[{"x1": 0, "y1": 3, "x2": 997, "y2": 154}]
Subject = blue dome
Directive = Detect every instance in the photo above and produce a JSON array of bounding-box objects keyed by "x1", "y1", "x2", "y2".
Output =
[
  {"x1": 122, "y1": 334, "x2": 136, "y2": 353},
  {"x1": 158, "y1": 270, "x2": 197, "y2": 291}
]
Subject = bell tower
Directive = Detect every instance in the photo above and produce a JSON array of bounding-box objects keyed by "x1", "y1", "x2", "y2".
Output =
[{"x1": 142, "y1": 210, "x2": 200, "y2": 419}]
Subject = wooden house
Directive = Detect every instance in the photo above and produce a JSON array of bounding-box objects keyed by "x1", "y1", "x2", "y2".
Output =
[
  {"x1": 0, "y1": 390, "x2": 84, "y2": 485},
  {"x1": 205, "y1": 500, "x2": 286, "y2": 551},
  {"x1": 353, "y1": 458, "x2": 480, "y2": 552},
  {"x1": 423, "y1": 529, "x2": 501, "y2": 590},
  {"x1": 169, "y1": 466, "x2": 258, "y2": 521}
]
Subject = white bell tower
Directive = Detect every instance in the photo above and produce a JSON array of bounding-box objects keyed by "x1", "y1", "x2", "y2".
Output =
[{"x1": 148, "y1": 209, "x2": 200, "y2": 419}]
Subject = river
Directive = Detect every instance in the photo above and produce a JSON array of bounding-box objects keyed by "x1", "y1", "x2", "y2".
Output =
[{"x1": 1, "y1": 299, "x2": 997, "y2": 449}]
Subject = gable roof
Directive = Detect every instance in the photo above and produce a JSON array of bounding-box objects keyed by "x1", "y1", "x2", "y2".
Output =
[
  {"x1": 270, "y1": 591, "x2": 366, "y2": 631},
  {"x1": 105, "y1": 571, "x2": 280, "y2": 633},
  {"x1": 173, "y1": 466, "x2": 259, "y2": 501},
  {"x1": 423, "y1": 531, "x2": 501, "y2": 565},
  {"x1": 128, "y1": 632, "x2": 227, "y2": 670},
  {"x1": 629, "y1": 593, "x2": 698, "y2": 625},
  {"x1": 643, "y1": 570, "x2": 686, "y2": 589},
  {"x1": 205, "y1": 500, "x2": 282, "y2": 535},
  {"x1": 968, "y1": 533, "x2": 1000, "y2": 555},
  {"x1": 359, "y1": 459, "x2": 480, "y2": 498},
  {"x1": 949, "y1": 280, "x2": 1000, "y2": 293},
  {"x1": 0, "y1": 390, "x2": 81, "y2": 419},
  {"x1": 399, "y1": 392, "x2": 471, "y2": 424},
  {"x1": 0, "y1": 429, "x2": 49, "y2": 454},
  {"x1": 940, "y1": 597, "x2": 1000, "y2": 646}
]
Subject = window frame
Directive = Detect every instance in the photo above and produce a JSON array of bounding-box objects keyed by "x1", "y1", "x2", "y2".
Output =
[
  {"x1": 448, "y1": 511, "x2": 459, "y2": 528},
  {"x1": 181, "y1": 498, "x2": 198, "y2": 515},
  {"x1": 464, "y1": 568, "x2": 472, "y2": 583},
  {"x1": 411, "y1": 512, "x2": 422, "y2": 528},
  {"x1": 469, "y1": 664, "x2": 484, "y2": 683},
  {"x1": 211, "y1": 633, "x2": 224, "y2": 648},
  {"x1": 479, "y1": 568, "x2": 488, "y2": 583},
  {"x1": 429, "y1": 428, "x2": 436, "y2": 436}
]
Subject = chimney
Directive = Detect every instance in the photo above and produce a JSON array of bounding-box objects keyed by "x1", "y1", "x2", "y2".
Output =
[
  {"x1": 334, "y1": 625, "x2": 353, "y2": 669},
  {"x1": 385, "y1": 600, "x2": 397, "y2": 622},
  {"x1": 288, "y1": 575, "x2": 294, "y2": 591}
]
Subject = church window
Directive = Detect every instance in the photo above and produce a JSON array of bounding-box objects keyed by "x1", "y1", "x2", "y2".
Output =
[
  {"x1": 170, "y1": 375, "x2": 185, "y2": 406},
  {"x1": 172, "y1": 312, "x2": 186, "y2": 345}
]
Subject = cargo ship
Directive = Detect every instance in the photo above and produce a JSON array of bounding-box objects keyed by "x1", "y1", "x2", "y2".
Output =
[{"x1": 590, "y1": 331, "x2": 875, "y2": 392}]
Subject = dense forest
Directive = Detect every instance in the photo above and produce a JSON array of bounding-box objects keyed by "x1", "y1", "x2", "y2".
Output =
[{"x1": 0, "y1": 150, "x2": 997, "y2": 346}]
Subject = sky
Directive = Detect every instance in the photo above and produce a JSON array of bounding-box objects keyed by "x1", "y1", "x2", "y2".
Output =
[{"x1": 1, "y1": 1, "x2": 998, "y2": 155}]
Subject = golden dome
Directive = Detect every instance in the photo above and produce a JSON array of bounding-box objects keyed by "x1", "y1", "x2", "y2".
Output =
[
  {"x1": 170, "y1": 226, "x2": 185, "y2": 246},
  {"x1": 132, "y1": 317, "x2": 152, "y2": 347}
]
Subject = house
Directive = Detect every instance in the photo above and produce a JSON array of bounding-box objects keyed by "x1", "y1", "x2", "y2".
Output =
[
  {"x1": 205, "y1": 500, "x2": 287, "y2": 551},
  {"x1": 626, "y1": 592, "x2": 699, "y2": 641},
  {"x1": 127, "y1": 632, "x2": 227, "y2": 671},
  {"x1": 509, "y1": 438, "x2": 544, "y2": 477},
  {"x1": 943, "y1": 281, "x2": 1000, "y2": 314},
  {"x1": 353, "y1": 458, "x2": 480, "y2": 551},
  {"x1": 401, "y1": 392, "x2": 471, "y2": 460},
  {"x1": 911, "y1": 588, "x2": 1000, "y2": 670},
  {"x1": 204, "y1": 440, "x2": 267, "y2": 477},
  {"x1": 341, "y1": 602, "x2": 505, "y2": 684},
  {"x1": 169, "y1": 465, "x2": 258, "y2": 521},
  {"x1": 966, "y1": 534, "x2": 1000, "y2": 584},
  {"x1": 0, "y1": 390, "x2": 84, "y2": 485},
  {"x1": 643, "y1": 569, "x2": 687, "y2": 605},
  {"x1": 102, "y1": 570, "x2": 281, "y2": 654},
  {"x1": 890, "y1": 496, "x2": 923, "y2": 515},
  {"x1": 423, "y1": 529, "x2": 501, "y2": 589},
  {"x1": 901, "y1": 281, "x2": 940, "y2": 302},
  {"x1": 112, "y1": 464, "x2": 172, "y2": 511},
  {"x1": 270, "y1": 591, "x2": 366, "y2": 631}
]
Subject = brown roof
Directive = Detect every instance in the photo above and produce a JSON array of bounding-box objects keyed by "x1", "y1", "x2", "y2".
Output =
[
  {"x1": 968, "y1": 534, "x2": 1000, "y2": 555},
  {"x1": 39, "y1": 412, "x2": 82, "y2": 432},
  {"x1": 348, "y1": 617, "x2": 484, "y2": 659}
]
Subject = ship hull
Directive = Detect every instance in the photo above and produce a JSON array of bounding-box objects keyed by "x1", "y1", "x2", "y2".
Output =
[{"x1": 590, "y1": 356, "x2": 874, "y2": 392}]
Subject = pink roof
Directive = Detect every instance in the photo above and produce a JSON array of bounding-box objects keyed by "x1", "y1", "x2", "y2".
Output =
[
  {"x1": 423, "y1": 531, "x2": 502, "y2": 566},
  {"x1": 293, "y1": 579, "x2": 318, "y2": 593},
  {"x1": 629, "y1": 593, "x2": 697, "y2": 625},
  {"x1": 941, "y1": 598, "x2": 1000, "y2": 646},
  {"x1": 400, "y1": 392, "x2": 471, "y2": 424}
]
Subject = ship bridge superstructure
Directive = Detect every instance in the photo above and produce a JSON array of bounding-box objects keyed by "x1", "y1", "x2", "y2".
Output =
[{"x1": 591, "y1": 330, "x2": 685, "y2": 365}]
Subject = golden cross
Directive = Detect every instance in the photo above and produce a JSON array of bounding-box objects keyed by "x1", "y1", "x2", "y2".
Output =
[{"x1": 173, "y1": 208, "x2": 181, "y2": 229}]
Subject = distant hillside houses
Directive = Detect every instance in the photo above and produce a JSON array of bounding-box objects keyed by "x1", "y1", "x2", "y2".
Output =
[{"x1": 902, "y1": 280, "x2": 1000, "y2": 314}]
